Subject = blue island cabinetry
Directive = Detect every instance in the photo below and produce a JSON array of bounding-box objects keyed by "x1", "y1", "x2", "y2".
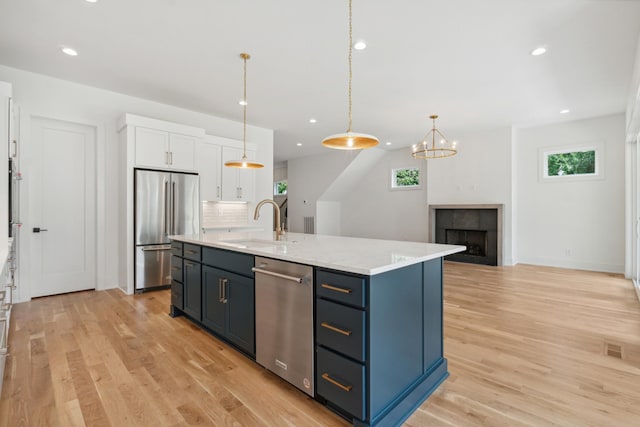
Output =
[
  {"x1": 315, "y1": 260, "x2": 447, "y2": 427},
  {"x1": 169, "y1": 235, "x2": 452, "y2": 427},
  {"x1": 170, "y1": 242, "x2": 255, "y2": 357}
]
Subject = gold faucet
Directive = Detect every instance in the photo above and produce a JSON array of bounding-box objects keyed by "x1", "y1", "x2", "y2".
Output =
[{"x1": 254, "y1": 199, "x2": 283, "y2": 240}]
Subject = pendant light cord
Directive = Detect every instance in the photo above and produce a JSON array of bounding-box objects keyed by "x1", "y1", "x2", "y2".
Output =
[
  {"x1": 347, "y1": 0, "x2": 353, "y2": 133},
  {"x1": 242, "y1": 53, "x2": 248, "y2": 159}
]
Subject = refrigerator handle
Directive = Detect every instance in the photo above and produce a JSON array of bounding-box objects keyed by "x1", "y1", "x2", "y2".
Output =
[
  {"x1": 164, "y1": 180, "x2": 169, "y2": 235},
  {"x1": 172, "y1": 181, "x2": 176, "y2": 235}
]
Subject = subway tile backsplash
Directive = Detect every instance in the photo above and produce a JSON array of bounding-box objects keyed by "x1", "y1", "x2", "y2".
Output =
[{"x1": 202, "y1": 202, "x2": 249, "y2": 228}]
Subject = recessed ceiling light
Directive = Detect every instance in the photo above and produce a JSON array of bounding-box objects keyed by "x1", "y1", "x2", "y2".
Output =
[
  {"x1": 353, "y1": 40, "x2": 367, "y2": 50},
  {"x1": 61, "y1": 46, "x2": 78, "y2": 56},
  {"x1": 530, "y1": 46, "x2": 547, "y2": 56},
  {"x1": 296, "y1": 143, "x2": 302, "y2": 147},
  {"x1": 309, "y1": 118, "x2": 317, "y2": 124},
  {"x1": 560, "y1": 109, "x2": 570, "y2": 114},
  {"x1": 239, "y1": 99, "x2": 247, "y2": 106},
  {"x1": 385, "y1": 142, "x2": 392, "y2": 146},
  {"x1": 85, "y1": 0, "x2": 98, "y2": 3}
]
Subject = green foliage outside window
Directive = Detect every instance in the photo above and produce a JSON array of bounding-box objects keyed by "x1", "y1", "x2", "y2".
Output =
[
  {"x1": 393, "y1": 168, "x2": 420, "y2": 187},
  {"x1": 274, "y1": 180, "x2": 287, "y2": 195},
  {"x1": 547, "y1": 150, "x2": 595, "y2": 177}
]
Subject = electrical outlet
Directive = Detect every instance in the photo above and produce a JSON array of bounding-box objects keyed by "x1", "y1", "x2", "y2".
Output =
[{"x1": 565, "y1": 248, "x2": 572, "y2": 256}]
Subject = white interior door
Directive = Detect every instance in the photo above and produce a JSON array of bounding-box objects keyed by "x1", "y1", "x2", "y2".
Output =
[{"x1": 27, "y1": 117, "x2": 96, "y2": 297}]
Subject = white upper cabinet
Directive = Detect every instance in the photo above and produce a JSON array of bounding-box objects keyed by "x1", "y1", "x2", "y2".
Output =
[
  {"x1": 119, "y1": 114, "x2": 203, "y2": 172},
  {"x1": 195, "y1": 139, "x2": 222, "y2": 201},
  {"x1": 134, "y1": 127, "x2": 196, "y2": 171},
  {"x1": 168, "y1": 133, "x2": 197, "y2": 170},
  {"x1": 221, "y1": 145, "x2": 255, "y2": 202},
  {"x1": 134, "y1": 127, "x2": 169, "y2": 168}
]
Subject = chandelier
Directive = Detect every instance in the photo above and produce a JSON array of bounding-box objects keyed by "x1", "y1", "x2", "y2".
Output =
[{"x1": 411, "y1": 115, "x2": 458, "y2": 159}]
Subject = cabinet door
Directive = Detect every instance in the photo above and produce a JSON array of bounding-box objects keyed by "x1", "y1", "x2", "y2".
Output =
[
  {"x1": 169, "y1": 133, "x2": 196, "y2": 171},
  {"x1": 236, "y1": 149, "x2": 255, "y2": 202},
  {"x1": 221, "y1": 146, "x2": 255, "y2": 201},
  {"x1": 195, "y1": 141, "x2": 221, "y2": 201},
  {"x1": 221, "y1": 146, "x2": 242, "y2": 200},
  {"x1": 183, "y1": 260, "x2": 202, "y2": 320},
  {"x1": 135, "y1": 127, "x2": 169, "y2": 168},
  {"x1": 202, "y1": 266, "x2": 226, "y2": 335},
  {"x1": 226, "y1": 271, "x2": 255, "y2": 355}
]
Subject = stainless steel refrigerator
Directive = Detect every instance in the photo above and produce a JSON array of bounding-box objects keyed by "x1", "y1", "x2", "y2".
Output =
[{"x1": 135, "y1": 169, "x2": 200, "y2": 291}]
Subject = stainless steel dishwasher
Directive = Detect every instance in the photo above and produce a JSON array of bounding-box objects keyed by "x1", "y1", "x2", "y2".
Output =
[{"x1": 253, "y1": 257, "x2": 314, "y2": 397}]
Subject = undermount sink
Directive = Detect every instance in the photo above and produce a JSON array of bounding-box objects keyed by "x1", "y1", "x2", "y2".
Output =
[{"x1": 218, "y1": 238, "x2": 289, "y2": 249}]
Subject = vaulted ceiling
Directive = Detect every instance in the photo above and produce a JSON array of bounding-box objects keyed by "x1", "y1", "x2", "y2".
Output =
[{"x1": 1, "y1": 0, "x2": 639, "y2": 162}]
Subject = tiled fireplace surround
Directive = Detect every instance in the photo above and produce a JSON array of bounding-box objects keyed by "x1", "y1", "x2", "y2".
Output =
[{"x1": 429, "y1": 204, "x2": 504, "y2": 266}]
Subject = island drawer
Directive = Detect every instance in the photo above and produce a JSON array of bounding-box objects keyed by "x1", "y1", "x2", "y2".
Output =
[
  {"x1": 171, "y1": 280, "x2": 183, "y2": 310},
  {"x1": 317, "y1": 347, "x2": 365, "y2": 421},
  {"x1": 316, "y1": 299, "x2": 365, "y2": 362},
  {"x1": 183, "y1": 244, "x2": 201, "y2": 262},
  {"x1": 316, "y1": 270, "x2": 365, "y2": 308},
  {"x1": 202, "y1": 247, "x2": 254, "y2": 278},
  {"x1": 171, "y1": 256, "x2": 183, "y2": 282},
  {"x1": 170, "y1": 241, "x2": 183, "y2": 257}
]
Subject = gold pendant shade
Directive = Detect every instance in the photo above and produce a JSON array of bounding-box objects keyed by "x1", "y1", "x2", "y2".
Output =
[
  {"x1": 225, "y1": 52, "x2": 264, "y2": 169},
  {"x1": 321, "y1": 0, "x2": 378, "y2": 150}
]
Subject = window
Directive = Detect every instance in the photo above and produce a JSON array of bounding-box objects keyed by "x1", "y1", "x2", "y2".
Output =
[
  {"x1": 391, "y1": 167, "x2": 421, "y2": 190},
  {"x1": 541, "y1": 144, "x2": 603, "y2": 181},
  {"x1": 274, "y1": 180, "x2": 287, "y2": 196}
]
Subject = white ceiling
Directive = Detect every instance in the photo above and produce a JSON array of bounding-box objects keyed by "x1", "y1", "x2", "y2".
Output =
[{"x1": 1, "y1": 0, "x2": 639, "y2": 163}]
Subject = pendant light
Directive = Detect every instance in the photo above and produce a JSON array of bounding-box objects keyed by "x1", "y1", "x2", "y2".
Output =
[
  {"x1": 225, "y1": 53, "x2": 264, "y2": 169},
  {"x1": 411, "y1": 115, "x2": 458, "y2": 159},
  {"x1": 322, "y1": 0, "x2": 378, "y2": 150}
]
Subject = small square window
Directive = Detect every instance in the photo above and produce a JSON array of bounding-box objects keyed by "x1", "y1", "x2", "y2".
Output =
[
  {"x1": 274, "y1": 180, "x2": 287, "y2": 196},
  {"x1": 540, "y1": 144, "x2": 603, "y2": 181},
  {"x1": 391, "y1": 167, "x2": 421, "y2": 190}
]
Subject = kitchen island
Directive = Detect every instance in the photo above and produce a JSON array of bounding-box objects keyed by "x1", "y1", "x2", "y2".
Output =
[{"x1": 169, "y1": 231, "x2": 464, "y2": 427}]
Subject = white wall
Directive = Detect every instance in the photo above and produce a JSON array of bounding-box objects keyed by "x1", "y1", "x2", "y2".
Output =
[
  {"x1": 427, "y1": 127, "x2": 514, "y2": 264},
  {"x1": 287, "y1": 151, "x2": 355, "y2": 233},
  {"x1": 0, "y1": 64, "x2": 273, "y2": 301},
  {"x1": 514, "y1": 114, "x2": 625, "y2": 273},
  {"x1": 340, "y1": 149, "x2": 428, "y2": 242}
]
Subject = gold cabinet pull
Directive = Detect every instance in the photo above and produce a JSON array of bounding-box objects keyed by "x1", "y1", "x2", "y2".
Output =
[
  {"x1": 321, "y1": 283, "x2": 352, "y2": 294},
  {"x1": 321, "y1": 373, "x2": 352, "y2": 392},
  {"x1": 185, "y1": 249, "x2": 197, "y2": 255},
  {"x1": 320, "y1": 322, "x2": 352, "y2": 336},
  {"x1": 171, "y1": 266, "x2": 180, "y2": 271}
]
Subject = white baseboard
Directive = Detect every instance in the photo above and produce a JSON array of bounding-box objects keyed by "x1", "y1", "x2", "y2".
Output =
[
  {"x1": 634, "y1": 279, "x2": 640, "y2": 302},
  {"x1": 516, "y1": 256, "x2": 624, "y2": 274}
]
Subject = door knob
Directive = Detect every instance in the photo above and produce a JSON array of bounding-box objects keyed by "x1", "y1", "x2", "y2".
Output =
[{"x1": 33, "y1": 227, "x2": 48, "y2": 233}]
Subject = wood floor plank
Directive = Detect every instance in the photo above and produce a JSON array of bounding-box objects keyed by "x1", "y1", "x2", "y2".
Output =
[{"x1": 1, "y1": 263, "x2": 639, "y2": 426}]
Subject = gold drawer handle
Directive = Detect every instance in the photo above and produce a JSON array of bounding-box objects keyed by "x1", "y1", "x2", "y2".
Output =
[
  {"x1": 321, "y1": 283, "x2": 352, "y2": 294},
  {"x1": 185, "y1": 250, "x2": 197, "y2": 255},
  {"x1": 321, "y1": 322, "x2": 352, "y2": 336},
  {"x1": 321, "y1": 373, "x2": 352, "y2": 392},
  {"x1": 171, "y1": 267, "x2": 181, "y2": 271}
]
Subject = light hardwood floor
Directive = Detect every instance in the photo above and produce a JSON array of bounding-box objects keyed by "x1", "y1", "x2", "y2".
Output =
[{"x1": 1, "y1": 262, "x2": 639, "y2": 426}]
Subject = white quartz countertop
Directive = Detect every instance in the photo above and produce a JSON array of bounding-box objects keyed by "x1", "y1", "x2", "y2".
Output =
[
  {"x1": 202, "y1": 225, "x2": 264, "y2": 232},
  {"x1": 170, "y1": 231, "x2": 465, "y2": 275}
]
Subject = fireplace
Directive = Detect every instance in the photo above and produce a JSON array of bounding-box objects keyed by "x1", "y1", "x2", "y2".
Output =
[
  {"x1": 430, "y1": 204, "x2": 502, "y2": 266},
  {"x1": 446, "y1": 229, "x2": 487, "y2": 257}
]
